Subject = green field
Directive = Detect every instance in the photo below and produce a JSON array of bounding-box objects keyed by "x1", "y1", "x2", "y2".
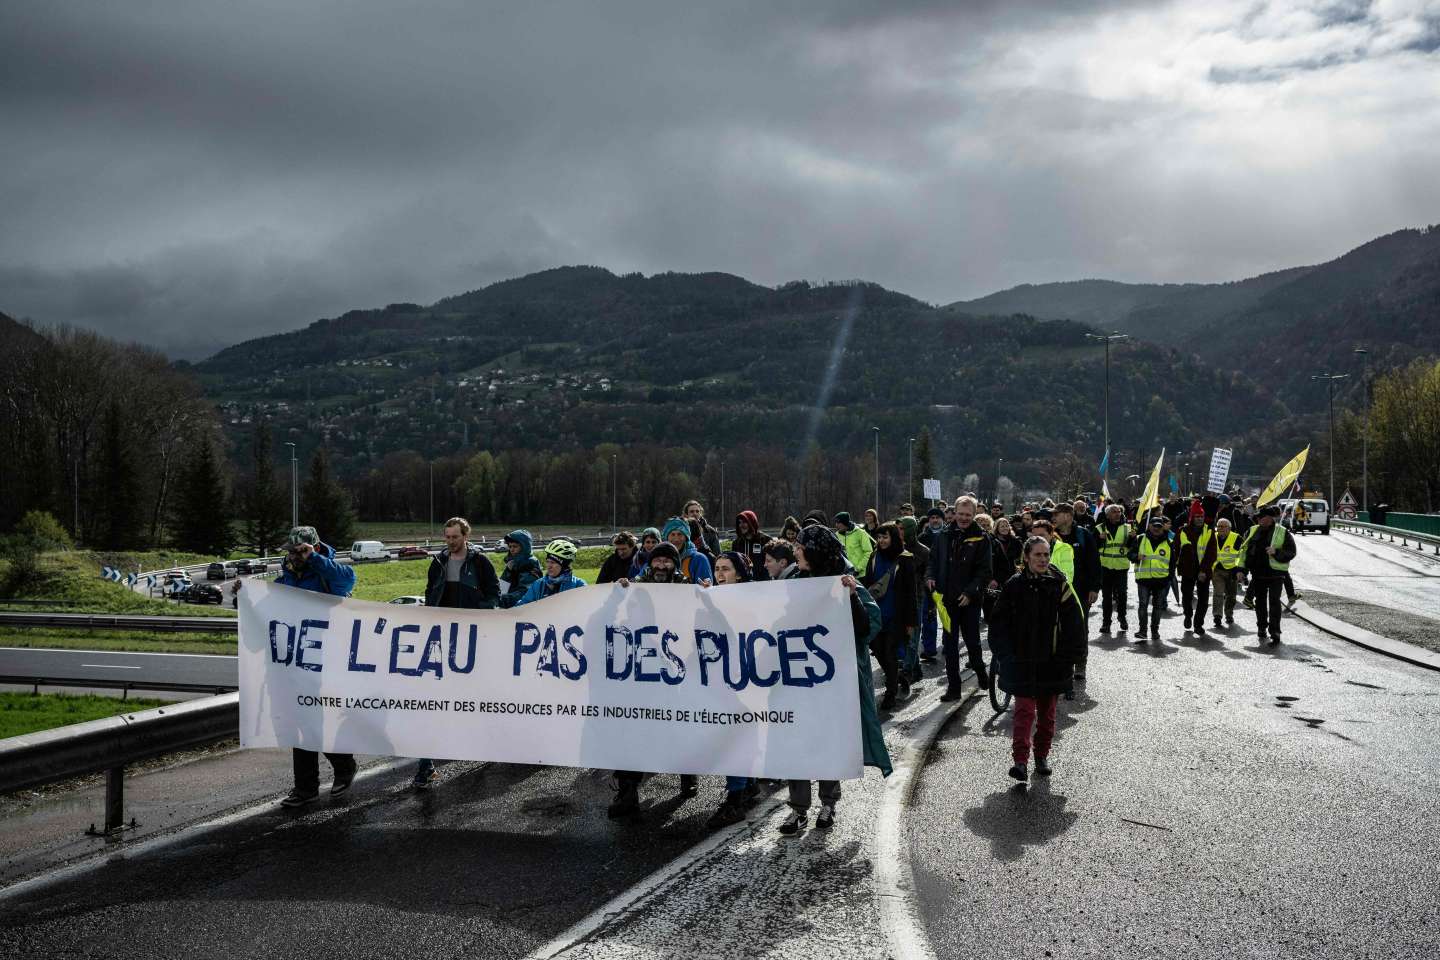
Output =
[
  {"x1": 0, "y1": 692, "x2": 174, "y2": 740},
  {"x1": 350, "y1": 554, "x2": 604, "y2": 602},
  {"x1": 0, "y1": 627, "x2": 237, "y2": 655}
]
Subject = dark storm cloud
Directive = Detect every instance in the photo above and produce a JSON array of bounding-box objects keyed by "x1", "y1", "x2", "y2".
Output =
[{"x1": 1, "y1": 1, "x2": 1436, "y2": 357}]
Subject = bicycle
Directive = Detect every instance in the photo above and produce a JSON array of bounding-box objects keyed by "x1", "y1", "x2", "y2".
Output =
[{"x1": 987, "y1": 657, "x2": 1011, "y2": 714}]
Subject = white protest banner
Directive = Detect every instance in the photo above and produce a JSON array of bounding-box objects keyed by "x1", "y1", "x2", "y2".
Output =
[
  {"x1": 1207, "y1": 447, "x2": 1233, "y2": 494},
  {"x1": 238, "y1": 577, "x2": 862, "y2": 780},
  {"x1": 922, "y1": 478, "x2": 941, "y2": 500}
]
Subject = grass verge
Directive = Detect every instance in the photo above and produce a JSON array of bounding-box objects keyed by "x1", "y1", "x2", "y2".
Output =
[
  {"x1": 0, "y1": 691, "x2": 175, "y2": 740},
  {"x1": 0, "y1": 627, "x2": 237, "y2": 655}
]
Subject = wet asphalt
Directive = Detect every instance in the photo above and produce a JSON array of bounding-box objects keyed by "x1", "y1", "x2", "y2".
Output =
[
  {"x1": 909, "y1": 598, "x2": 1440, "y2": 959},
  {"x1": 2, "y1": 529, "x2": 1437, "y2": 959}
]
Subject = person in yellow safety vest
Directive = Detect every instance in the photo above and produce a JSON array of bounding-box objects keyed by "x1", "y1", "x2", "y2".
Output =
[
  {"x1": 1129, "y1": 514, "x2": 1173, "y2": 642},
  {"x1": 1097, "y1": 503, "x2": 1135, "y2": 635},
  {"x1": 1243, "y1": 505, "x2": 1297, "y2": 645},
  {"x1": 1176, "y1": 514, "x2": 1217, "y2": 637},
  {"x1": 1209, "y1": 518, "x2": 1244, "y2": 628},
  {"x1": 1292, "y1": 501, "x2": 1309, "y2": 535}
]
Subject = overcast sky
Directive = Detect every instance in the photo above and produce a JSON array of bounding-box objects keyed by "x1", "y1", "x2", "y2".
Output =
[{"x1": 2, "y1": 0, "x2": 1437, "y2": 358}]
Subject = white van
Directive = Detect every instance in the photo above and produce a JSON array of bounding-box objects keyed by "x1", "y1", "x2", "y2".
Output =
[
  {"x1": 350, "y1": 540, "x2": 389, "y2": 562},
  {"x1": 1278, "y1": 498, "x2": 1330, "y2": 535}
]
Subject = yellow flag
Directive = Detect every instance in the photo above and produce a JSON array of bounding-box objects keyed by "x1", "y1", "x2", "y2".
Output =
[
  {"x1": 1137, "y1": 448, "x2": 1166, "y2": 517},
  {"x1": 1257, "y1": 445, "x2": 1310, "y2": 507}
]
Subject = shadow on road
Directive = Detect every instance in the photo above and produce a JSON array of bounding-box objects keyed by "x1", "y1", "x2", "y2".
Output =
[{"x1": 961, "y1": 780, "x2": 1077, "y2": 862}]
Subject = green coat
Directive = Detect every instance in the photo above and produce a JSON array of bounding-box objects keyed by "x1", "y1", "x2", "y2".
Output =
[
  {"x1": 840, "y1": 526, "x2": 875, "y2": 576},
  {"x1": 852, "y1": 583, "x2": 893, "y2": 777}
]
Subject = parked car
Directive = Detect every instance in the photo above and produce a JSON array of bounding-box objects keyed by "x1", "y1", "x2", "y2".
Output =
[
  {"x1": 179, "y1": 583, "x2": 224, "y2": 605},
  {"x1": 387, "y1": 595, "x2": 425, "y2": 605},
  {"x1": 395, "y1": 545, "x2": 430, "y2": 560},
  {"x1": 350, "y1": 540, "x2": 389, "y2": 562}
]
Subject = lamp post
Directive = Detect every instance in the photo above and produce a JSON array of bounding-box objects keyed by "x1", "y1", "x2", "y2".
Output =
[
  {"x1": 428, "y1": 460, "x2": 435, "y2": 541},
  {"x1": 1085, "y1": 332, "x2": 1129, "y2": 499},
  {"x1": 1311, "y1": 373, "x2": 1349, "y2": 509},
  {"x1": 995, "y1": 457, "x2": 1004, "y2": 507},
  {"x1": 1354, "y1": 348, "x2": 1369, "y2": 513},
  {"x1": 720, "y1": 460, "x2": 726, "y2": 529},
  {"x1": 908, "y1": 437, "x2": 915, "y2": 508},
  {"x1": 284, "y1": 442, "x2": 298, "y2": 528},
  {"x1": 611, "y1": 454, "x2": 617, "y2": 532},
  {"x1": 872, "y1": 427, "x2": 880, "y2": 514}
]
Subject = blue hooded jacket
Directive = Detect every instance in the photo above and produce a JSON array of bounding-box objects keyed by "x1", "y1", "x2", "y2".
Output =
[
  {"x1": 654, "y1": 516, "x2": 712, "y2": 583},
  {"x1": 275, "y1": 542, "x2": 355, "y2": 597},
  {"x1": 516, "y1": 570, "x2": 587, "y2": 605},
  {"x1": 498, "y1": 529, "x2": 544, "y2": 608}
]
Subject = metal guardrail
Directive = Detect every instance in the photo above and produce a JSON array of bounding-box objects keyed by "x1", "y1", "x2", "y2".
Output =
[
  {"x1": 0, "y1": 693, "x2": 238, "y2": 833},
  {"x1": 0, "y1": 612, "x2": 238, "y2": 633},
  {"x1": 0, "y1": 599, "x2": 81, "y2": 607},
  {"x1": 1333, "y1": 518, "x2": 1440, "y2": 555}
]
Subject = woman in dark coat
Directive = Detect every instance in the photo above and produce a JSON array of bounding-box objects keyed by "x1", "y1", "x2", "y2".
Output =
[
  {"x1": 988, "y1": 534, "x2": 1087, "y2": 783},
  {"x1": 862, "y1": 522, "x2": 917, "y2": 710}
]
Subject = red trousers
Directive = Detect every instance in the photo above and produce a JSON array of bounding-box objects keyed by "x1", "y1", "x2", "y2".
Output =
[{"x1": 1012, "y1": 694, "x2": 1059, "y2": 765}]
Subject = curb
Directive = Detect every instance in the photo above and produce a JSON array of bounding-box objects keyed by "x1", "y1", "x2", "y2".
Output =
[
  {"x1": 1291, "y1": 601, "x2": 1440, "y2": 673},
  {"x1": 872, "y1": 673, "x2": 975, "y2": 960}
]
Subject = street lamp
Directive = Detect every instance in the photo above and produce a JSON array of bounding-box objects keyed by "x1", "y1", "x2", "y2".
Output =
[
  {"x1": 872, "y1": 427, "x2": 880, "y2": 514},
  {"x1": 428, "y1": 460, "x2": 435, "y2": 541},
  {"x1": 995, "y1": 456, "x2": 1004, "y2": 506},
  {"x1": 1085, "y1": 332, "x2": 1129, "y2": 498},
  {"x1": 611, "y1": 454, "x2": 618, "y2": 532},
  {"x1": 1311, "y1": 373, "x2": 1350, "y2": 510},
  {"x1": 284, "y1": 442, "x2": 298, "y2": 528},
  {"x1": 1354, "y1": 348, "x2": 1369, "y2": 513},
  {"x1": 908, "y1": 437, "x2": 915, "y2": 508},
  {"x1": 720, "y1": 460, "x2": 726, "y2": 528}
]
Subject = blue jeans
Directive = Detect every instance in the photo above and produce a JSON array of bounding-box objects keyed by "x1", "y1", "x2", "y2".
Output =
[
  {"x1": 919, "y1": 592, "x2": 938, "y2": 656},
  {"x1": 726, "y1": 776, "x2": 753, "y2": 794}
]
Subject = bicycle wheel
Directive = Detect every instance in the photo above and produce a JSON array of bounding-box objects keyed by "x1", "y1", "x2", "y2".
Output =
[{"x1": 988, "y1": 663, "x2": 1011, "y2": 714}]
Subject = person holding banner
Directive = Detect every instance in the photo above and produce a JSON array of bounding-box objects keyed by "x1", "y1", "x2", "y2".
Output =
[
  {"x1": 704, "y1": 552, "x2": 764, "y2": 828},
  {"x1": 497, "y1": 530, "x2": 544, "y2": 608},
  {"x1": 515, "y1": 540, "x2": 587, "y2": 605},
  {"x1": 779, "y1": 524, "x2": 890, "y2": 836},
  {"x1": 989, "y1": 534, "x2": 1086, "y2": 782},
  {"x1": 413, "y1": 517, "x2": 499, "y2": 788},
  {"x1": 274, "y1": 525, "x2": 359, "y2": 809},
  {"x1": 1244, "y1": 506, "x2": 1297, "y2": 645}
]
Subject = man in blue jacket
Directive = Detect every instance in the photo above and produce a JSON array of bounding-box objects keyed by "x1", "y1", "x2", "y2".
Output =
[{"x1": 274, "y1": 525, "x2": 359, "y2": 808}]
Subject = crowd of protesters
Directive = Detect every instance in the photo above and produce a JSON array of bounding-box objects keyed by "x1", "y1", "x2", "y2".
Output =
[{"x1": 265, "y1": 486, "x2": 1297, "y2": 831}]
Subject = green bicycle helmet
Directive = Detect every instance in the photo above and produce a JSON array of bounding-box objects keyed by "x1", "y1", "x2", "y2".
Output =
[{"x1": 543, "y1": 539, "x2": 578, "y2": 565}]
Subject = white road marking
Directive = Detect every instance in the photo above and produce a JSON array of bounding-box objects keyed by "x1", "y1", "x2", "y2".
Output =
[{"x1": 78, "y1": 664, "x2": 143, "y2": 669}]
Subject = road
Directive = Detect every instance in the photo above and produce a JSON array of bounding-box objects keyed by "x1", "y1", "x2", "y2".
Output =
[
  {"x1": 0, "y1": 648, "x2": 237, "y2": 693},
  {"x1": 1289, "y1": 528, "x2": 1440, "y2": 623},
  {"x1": 1, "y1": 535, "x2": 1437, "y2": 958}
]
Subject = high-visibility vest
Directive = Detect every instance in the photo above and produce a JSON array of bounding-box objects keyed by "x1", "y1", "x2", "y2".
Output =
[
  {"x1": 1136, "y1": 537, "x2": 1171, "y2": 580},
  {"x1": 1180, "y1": 526, "x2": 1213, "y2": 559},
  {"x1": 1267, "y1": 524, "x2": 1289, "y2": 572},
  {"x1": 1214, "y1": 532, "x2": 1242, "y2": 570},
  {"x1": 1050, "y1": 538, "x2": 1074, "y2": 583},
  {"x1": 1100, "y1": 523, "x2": 1131, "y2": 570}
]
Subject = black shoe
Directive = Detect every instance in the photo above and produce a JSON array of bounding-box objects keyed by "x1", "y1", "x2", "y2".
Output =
[
  {"x1": 899, "y1": 676, "x2": 911, "y2": 698},
  {"x1": 1073, "y1": 671, "x2": 1086, "y2": 680},
  {"x1": 280, "y1": 789, "x2": 318, "y2": 809},
  {"x1": 1099, "y1": 626, "x2": 1111, "y2": 636},
  {"x1": 608, "y1": 784, "x2": 640, "y2": 819},
  {"x1": 1269, "y1": 635, "x2": 1281, "y2": 646},
  {"x1": 707, "y1": 800, "x2": 746, "y2": 829},
  {"x1": 742, "y1": 781, "x2": 761, "y2": 807},
  {"x1": 939, "y1": 686, "x2": 964, "y2": 702},
  {"x1": 330, "y1": 774, "x2": 355, "y2": 798},
  {"x1": 1226, "y1": 617, "x2": 1236, "y2": 628},
  {"x1": 679, "y1": 774, "x2": 700, "y2": 798},
  {"x1": 920, "y1": 654, "x2": 937, "y2": 663},
  {"x1": 1195, "y1": 624, "x2": 1207, "y2": 637},
  {"x1": 1033, "y1": 757, "x2": 1052, "y2": 777},
  {"x1": 1119, "y1": 621, "x2": 1129, "y2": 632},
  {"x1": 880, "y1": 690, "x2": 897, "y2": 711},
  {"x1": 973, "y1": 666, "x2": 990, "y2": 690},
  {"x1": 1008, "y1": 763, "x2": 1028, "y2": 783},
  {"x1": 815, "y1": 803, "x2": 836, "y2": 829},
  {"x1": 1135, "y1": 629, "x2": 1148, "y2": 641},
  {"x1": 778, "y1": 810, "x2": 807, "y2": 835},
  {"x1": 1184, "y1": 617, "x2": 1192, "y2": 631}
]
